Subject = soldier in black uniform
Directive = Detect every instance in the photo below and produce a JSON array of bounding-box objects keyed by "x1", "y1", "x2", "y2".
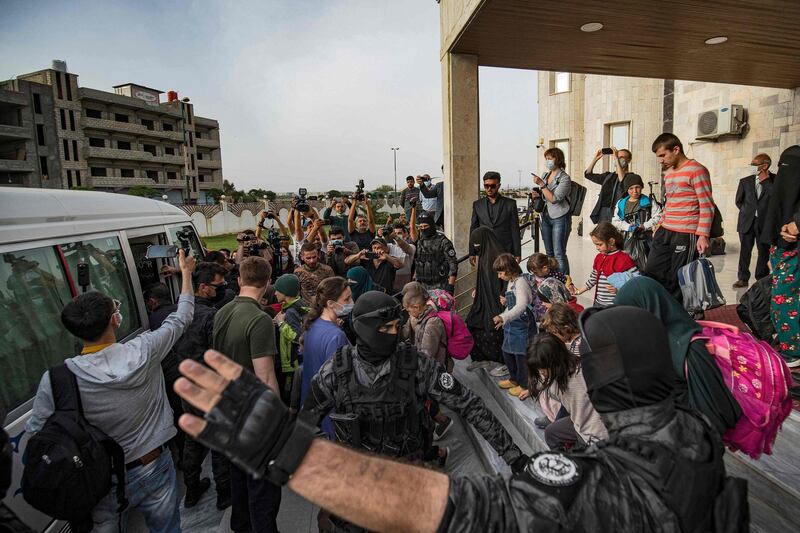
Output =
[
  {"x1": 172, "y1": 305, "x2": 748, "y2": 533},
  {"x1": 412, "y1": 212, "x2": 458, "y2": 293}
]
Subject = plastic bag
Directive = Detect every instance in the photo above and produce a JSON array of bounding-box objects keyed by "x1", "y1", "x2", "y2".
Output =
[{"x1": 623, "y1": 231, "x2": 649, "y2": 271}]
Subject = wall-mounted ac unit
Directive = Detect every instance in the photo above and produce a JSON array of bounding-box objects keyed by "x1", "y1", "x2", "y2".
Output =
[{"x1": 695, "y1": 104, "x2": 745, "y2": 140}]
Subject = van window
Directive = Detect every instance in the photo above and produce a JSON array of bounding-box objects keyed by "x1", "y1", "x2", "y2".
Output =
[
  {"x1": 60, "y1": 236, "x2": 141, "y2": 339},
  {"x1": 168, "y1": 225, "x2": 204, "y2": 260},
  {"x1": 0, "y1": 246, "x2": 77, "y2": 411}
]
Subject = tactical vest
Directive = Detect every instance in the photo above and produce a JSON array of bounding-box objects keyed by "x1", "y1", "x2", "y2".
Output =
[
  {"x1": 331, "y1": 345, "x2": 432, "y2": 459},
  {"x1": 414, "y1": 234, "x2": 449, "y2": 284}
]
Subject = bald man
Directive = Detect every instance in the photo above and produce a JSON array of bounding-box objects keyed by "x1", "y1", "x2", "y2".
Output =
[{"x1": 733, "y1": 153, "x2": 775, "y2": 288}]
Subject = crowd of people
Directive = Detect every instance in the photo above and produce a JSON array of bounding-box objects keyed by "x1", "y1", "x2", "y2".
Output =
[{"x1": 8, "y1": 136, "x2": 799, "y2": 533}]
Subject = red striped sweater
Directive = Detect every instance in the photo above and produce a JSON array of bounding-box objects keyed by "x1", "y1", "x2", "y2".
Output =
[{"x1": 661, "y1": 159, "x2": 715, "y2": 237}]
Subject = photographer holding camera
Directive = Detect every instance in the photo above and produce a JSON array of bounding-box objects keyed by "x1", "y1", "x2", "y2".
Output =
[
  {"x1": 292, "y1": 201, "x2": 329, "y2": 264},
  {"x1": 322, "y1": 197, "x2": 351, "y2": 240},
  {"x1": 378, "y1": 219, "x2": 415, "y2": 292},
  {"x1": 347, "y1": 182, "x2": 376, "y2": 250},
  {"x1": 324, "y1": 226, "x2": 359, "y2": 276},
  {"x1": 344, "y1": 237, "x2": 403, "y2": 293},
  {"x1": 234, "y1": 229, "x2": 273, "y2": 266}
]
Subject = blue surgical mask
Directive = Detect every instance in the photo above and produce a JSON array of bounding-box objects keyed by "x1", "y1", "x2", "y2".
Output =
[
  {"x1": 337, "y1": 302, "x2": 354, "y2": 317},
  {"x1": 618, "y1": 159, "x2": 628, "y2": 168},
  {"x1": 545, "y1": 160, "x2": 556, "y2": 171},
  {"x1": 425, "y1": 180, "x2": 432, "y2": 187}
]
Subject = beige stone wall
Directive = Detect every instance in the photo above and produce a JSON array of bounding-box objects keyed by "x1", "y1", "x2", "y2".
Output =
[
  {"x1": 673, "y1": 81, "x2": 800, "y2": 243},
  {"x1": 536, "y1": 72, "x2": 586, "y2": 178}
]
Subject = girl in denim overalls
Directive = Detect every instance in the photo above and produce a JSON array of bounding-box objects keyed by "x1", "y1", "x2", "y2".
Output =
[{"x1": 491, "y1": 253, "x2": 538, "y2": 397}]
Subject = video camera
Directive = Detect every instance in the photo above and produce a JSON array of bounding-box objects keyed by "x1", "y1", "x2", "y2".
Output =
[
  {"x1": 354, "y1": 179, "x2": 366, "y2": 202},
  {"x1": 296, "y1": 188, "x2": 310, "y2": 213},
  {"x1": 266, "y1": 227, "x2": 290, "y2": 250},
  {"x1": 175, "y1": 229, "x2": 193, "y2": 257}
]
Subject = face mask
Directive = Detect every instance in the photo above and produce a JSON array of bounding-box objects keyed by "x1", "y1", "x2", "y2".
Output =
[
  {"x1": 336, "y1": 302, "x2": 354, "y2": 317},
  {"x1": 545, "y1": 160, "x2": 556, "y2": 171},
  {"x1": 280, "y1": 255, "x2": 289, "y2": 266},
  {"x1": 422, "y1": 226, "x2": 436, "y2": 238},
  {"x1": 425, "y1": 180, "x2": 432, "y2": 187},
  {"x1": 208, "y1": 284, "x2": 227, "y2": 303},
  {"x1": 752, "y1": 164, "x2": 762, "y2": 171},
  {"x1": 618, "y1": 159, "x2": 628, "y2": 168}
]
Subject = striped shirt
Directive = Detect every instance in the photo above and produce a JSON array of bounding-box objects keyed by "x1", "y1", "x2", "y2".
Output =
[
  {"x1": 661, "y1": 159, "x2": 715, "y2": 237},
  {"x1": 583, "y1": 250, "x2": 638, "y2": 307}
]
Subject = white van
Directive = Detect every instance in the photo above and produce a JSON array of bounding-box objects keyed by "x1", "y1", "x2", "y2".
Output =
[{"x1": 0, "y1": 188, "x2": 205, "y2": 532}]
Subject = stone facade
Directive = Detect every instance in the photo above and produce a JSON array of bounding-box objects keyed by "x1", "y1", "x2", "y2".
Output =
[
  {"x1": 5, "y1": 65, "x2": 224, "y2": 203},
  {"x1": 538, "y1": 72, "x2": 800, "y2": 246}
]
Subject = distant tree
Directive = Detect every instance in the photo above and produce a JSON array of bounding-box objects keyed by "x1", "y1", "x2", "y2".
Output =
[
  {"x1": 206, "y1": 188, "x2": 223, "y2": 203},
  {"x1": 373, "y1": 185, "x2": 394, "y2": 194},
  {"x1": 264, "y1": 190, "x2": 277, "y2": 201},
  {"x1": 326, "y1": 189, "x2": 342, "y2": 199},
  {"x1": 127, "y1": 186, "x2": 159, "y2": 198}
]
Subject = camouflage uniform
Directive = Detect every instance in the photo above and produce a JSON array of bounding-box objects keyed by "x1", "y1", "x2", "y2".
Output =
[{"x1": 414, "y1": 232, "x2": 458, "y2": 291}]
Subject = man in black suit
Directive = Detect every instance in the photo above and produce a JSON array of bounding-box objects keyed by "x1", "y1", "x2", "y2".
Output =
[
  {"x1": 469, "y1": 171, "x2": 521, "y2": 265},
  {"x1": 733, "y1": 153, "x2": 775, "y2": 288}
]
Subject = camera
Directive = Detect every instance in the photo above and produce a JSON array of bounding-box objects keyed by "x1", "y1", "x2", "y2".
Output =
[
  {"x1": 175, "y1": 228, "x2": 193, "y2": 256},
  {"x1": 266, "y1": 228, "x2": 290, "y2": 251},
  {"x1": 364, "y1": 251, "x2": 378, "y2": 260},
  {"x1": 330, "y1": 239, "x2": 344, "y2": 250},
  {"x1": 296, "y1": 187, "x2": 310, "y2": 213},
  {"x1": 248, "y1": 241, "x2": 268, "y2": 257},
  {"x1": 238, "y1": 234, "x2": 256, "y2": 242},
  {"x1": 354, "y1": 179, "x2": 366, "y2": 201}
]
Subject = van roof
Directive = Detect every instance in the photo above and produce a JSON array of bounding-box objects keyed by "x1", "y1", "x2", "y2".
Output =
[{"x1": 0, "y1": 188, "x2": 192, "y2": 245}]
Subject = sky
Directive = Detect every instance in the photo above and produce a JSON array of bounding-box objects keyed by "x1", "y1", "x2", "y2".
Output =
[{"x1": 0, "y1": 0, "x2": 538, "y2": 193}]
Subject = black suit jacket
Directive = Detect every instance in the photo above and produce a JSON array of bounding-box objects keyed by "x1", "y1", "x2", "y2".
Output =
[
  {"x1": 735, "y1": 172, "x2": 775, "y2": 234},
  {"x1": 470, "y1": 195, "x2": 521, "y2": 257}
]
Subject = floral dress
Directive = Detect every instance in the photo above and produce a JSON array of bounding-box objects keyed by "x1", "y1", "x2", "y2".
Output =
[{"x1": 770, "y1": 245, "x2": 799, "y2": 359}]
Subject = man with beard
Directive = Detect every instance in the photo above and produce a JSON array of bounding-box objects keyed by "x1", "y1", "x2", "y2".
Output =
[
  {"x1": 172, "y1": 305, "x2": 747, "y2": 533},
  {"x1": 294, "y1": 242, "x2": 335, "y2": 304},
  {"x1": 470, "y1": 171, "x2": 521, "y2": 264},
  {"x1": 413, "y1": 212, "x2": 457, "y2": 293}
]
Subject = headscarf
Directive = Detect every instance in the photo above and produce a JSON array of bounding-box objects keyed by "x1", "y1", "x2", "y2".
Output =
[
  {"x1": 760, "y1": 145, "x2": 800, "y2": 248},
  {"x1": 613, "y1": 277, "x2": 741, "y2": 433},
  {"x1": 352, "y1": 291, "x2": 401, "y2": 363},
  {"x1": 346, "y1": 266, "x2": 373, "y2": 302},
  {"x1": 537, "y1": 277, "x2": 571, "y2": 305},
  {"x1": 466, "y1": 227, "x2": 505, "y2": 330},
  {"x1": 579, "y1": 306, "x2": 675, "y2": 416}
]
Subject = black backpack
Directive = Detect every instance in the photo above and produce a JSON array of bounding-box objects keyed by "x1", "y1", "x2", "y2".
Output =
[
  {"x1": 567, "y1": 181, "x2": 587, "y2": 217},
  {"x1": 22, "y1": 364, "x2": 127, "y2": 525}
]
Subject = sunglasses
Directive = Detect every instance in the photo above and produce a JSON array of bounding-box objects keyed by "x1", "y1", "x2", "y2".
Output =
[{"x1": 483, "y1": 183, "x2": 499, "y2": 189}]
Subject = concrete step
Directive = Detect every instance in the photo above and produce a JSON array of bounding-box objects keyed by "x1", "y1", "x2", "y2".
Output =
[{"x1": 458, "y1": 360, "x2": 800, "y2": 532}]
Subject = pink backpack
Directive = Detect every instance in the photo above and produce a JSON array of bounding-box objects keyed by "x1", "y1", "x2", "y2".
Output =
[
  {"x1": 690, "y1": 320, "x2": 793, "y2": 459},
  {"x1": 428, "y1": 289, "x2": 474, "y2": 360}
]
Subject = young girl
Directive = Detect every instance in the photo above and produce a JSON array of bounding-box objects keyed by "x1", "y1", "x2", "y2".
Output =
[
  {"x1": 527, "y1": 333, "x2": 608, "y2": 450},
  {"x1": 575, "y1": 222, "x2": 638, "y2": 307},
  {"x1": 492, "y1": 253, "x2": 536, "y2": 397},
  {"x1": 612, "y1": 174, "x2": 662, "y2": 270}
]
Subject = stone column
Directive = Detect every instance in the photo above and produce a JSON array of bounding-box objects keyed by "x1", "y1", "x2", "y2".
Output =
[{"x1": 441, "y1": 52, "x2": 479, "y2": 257}]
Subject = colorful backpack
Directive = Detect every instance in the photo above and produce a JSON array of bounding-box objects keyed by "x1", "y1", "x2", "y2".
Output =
[
  {"x1": 690, "y1": 320, "x2": 793, "y2": 459},
  {"x1": 428, "y1": 289, "x2": 474, "y2": 360}
]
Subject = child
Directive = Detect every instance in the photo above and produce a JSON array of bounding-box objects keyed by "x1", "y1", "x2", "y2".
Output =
[
  {"x1": 492, "y1": 253, "x2": 536, "y2": 397},
  {"x1": 575, "y1": 222, "x2": 638, "y2": 307},
  {"x1": 527, "y1": 333, "x2": 608, "y2": 450},
  {"x1": 612, "y1": 174, "x2": 661, "y2": 270}
]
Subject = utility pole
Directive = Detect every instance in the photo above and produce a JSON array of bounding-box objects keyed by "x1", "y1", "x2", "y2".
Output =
[
  {"x1": 518, "y1": 169, "x2": 522, "y2": 192},
  {"x1": 390, "y1": 147, "x2": 399, "y2": 202}
]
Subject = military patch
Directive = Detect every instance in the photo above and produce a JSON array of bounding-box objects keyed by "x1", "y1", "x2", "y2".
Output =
[
  {"x1": 526, "y1": 452, "x2": 580, "y2": 486},
  {"x1": 447, "y1": 248, "x2": 456, "y2": 257},
  {"x1": 438, "y1": 372, "x2": 455, "y2": 391}
]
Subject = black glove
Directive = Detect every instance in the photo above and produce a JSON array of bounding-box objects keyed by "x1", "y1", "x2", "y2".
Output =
[
  {"x1": 196, "y1": 368, "x2": 315, "y2": 485},
  {"x1": 509, "y1": 454, "x2": 531, "y2": 475},
  {"x1": 444, "y1": 283, "x2": 455, "y2": 296}
]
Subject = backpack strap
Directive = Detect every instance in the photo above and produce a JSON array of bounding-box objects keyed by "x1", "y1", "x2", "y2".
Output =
[
  {"x1": 333, "y1": 346, "x2": 354, "y2": 414},
  {"x1": 49, "y1": 364, "x2": 82, "y2": 416}
]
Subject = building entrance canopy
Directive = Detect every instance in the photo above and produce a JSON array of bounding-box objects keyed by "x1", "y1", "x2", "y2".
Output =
[{"x1": 442, "y1": 0, "x2": 800, "y2": 89}]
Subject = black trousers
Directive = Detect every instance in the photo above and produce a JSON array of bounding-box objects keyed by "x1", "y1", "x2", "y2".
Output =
[
  {"x1": 643, "y1": 228, "x2": 696, "y2": 301},
  {"x1": 230, "y1": 464, "x2": 282, "y2": 533},
  {"x1": 737, "y1": 221, "x2": 771, "y2": 281},
  {"x1": 183, "y1": 401, "x2": 230, "y2": 494}
]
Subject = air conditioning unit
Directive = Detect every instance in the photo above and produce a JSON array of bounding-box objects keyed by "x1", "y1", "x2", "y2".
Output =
[{"x1": 695, "y1": 104, "x2": 745, "y2": 140}]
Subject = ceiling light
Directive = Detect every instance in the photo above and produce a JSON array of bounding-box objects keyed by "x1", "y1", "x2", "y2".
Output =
[
  {"x1": 704, "y1": 36, "x2": 728, "y2": 45},
  {"x1": 580, "y1": 22, "x2": 603, "y2": 32}
]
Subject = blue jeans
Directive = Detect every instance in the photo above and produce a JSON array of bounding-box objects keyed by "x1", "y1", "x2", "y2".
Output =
[
  {"x1": 502, "y1": 351, "x2": 529, "y2": 388},
  {"x1": 93, "y1": 449, "x2": 181, "y2": 533},
  {"x1": 540, "y1": 211, "x2": 571, "y2": 275}
]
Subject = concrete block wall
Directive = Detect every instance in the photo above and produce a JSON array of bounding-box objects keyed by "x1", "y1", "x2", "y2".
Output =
[{"x1": 536, "y1": 72, "x2": 586, "y2": 178}]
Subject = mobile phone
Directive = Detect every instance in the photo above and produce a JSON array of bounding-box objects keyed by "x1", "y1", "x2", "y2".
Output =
[
  {"x1": 601, "y1": 147, "x2": 614, "y2": 155},
  {"x1": 77, "y1": 262, "x2": 90, "y2": 287},
  {"x1": 145, "y1": 244, "x2": 179, "y2": 259}
]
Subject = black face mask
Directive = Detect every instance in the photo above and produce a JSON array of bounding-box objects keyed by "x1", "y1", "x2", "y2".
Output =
[
  {"x1": 421, "y1": 226, "x2": 436, "y2": 238},
  {"x1": 208, "y1": 283, "x2": 227, "y2": 304},
  {"x1": 352, "y1": 291, "x2": 402, "y2": 363}
]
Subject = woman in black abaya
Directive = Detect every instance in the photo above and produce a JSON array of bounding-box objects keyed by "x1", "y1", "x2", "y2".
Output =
[{"x1": 466, "y1": 227, "x2": 506, "y2": 368}]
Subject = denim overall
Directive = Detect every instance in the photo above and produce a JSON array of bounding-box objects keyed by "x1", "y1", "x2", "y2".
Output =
[{"x1": 501, "y1": 288, "x2": 530, "y2": 355}]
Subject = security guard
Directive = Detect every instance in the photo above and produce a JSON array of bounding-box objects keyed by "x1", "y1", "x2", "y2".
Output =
[{"x1": 413, "y1": 213, "x2": 458, "y2": 293}]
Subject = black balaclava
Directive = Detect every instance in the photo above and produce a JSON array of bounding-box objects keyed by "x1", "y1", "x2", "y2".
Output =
[
  {"x1": 579, "y1": 306, "x2": 674, "y2": 416},
  {"x1": 418, "y1": 213, "x2": 437, "y2": 238},
  {"x1": 352, "y1": 290, "x2": 402, "y2": 364}
]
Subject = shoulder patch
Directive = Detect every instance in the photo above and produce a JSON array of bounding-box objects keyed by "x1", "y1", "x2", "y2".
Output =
[
  {"x1": 438, "y1": 372, "x2": 455, "y2": 391},
  {"x1": 447, "y1": 248, "x2": 456, "y2": 256},
  {"x1": 526, "y1": 452, "x2": 581, "y2": 486}
]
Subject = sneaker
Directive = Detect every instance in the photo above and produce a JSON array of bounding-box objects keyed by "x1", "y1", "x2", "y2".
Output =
[
  {"x1": 508, "y1": 386, "x2": 524, "y2": 397},
  {"x1": 489, "y1": 365, "x2": 509, "y2": 377},
  {"x1": 732, "y1": 280, "x2": 748, "y2": 289},
  {"x1": 498, "y1": 379, "x2": 517, "y2": 389},
  {"x1": 534, "y1": 416, "x2": 551, "y2": 429},
  {"x1": 433, "y1": 417, "x2": 454, "y2": 441},
  {"x1": 467, "y1": 360, "x2": 492, "y2": 371},
  {"x1": 184, "y1": 477, "x2": 211, "y2": 508},
  {"x1": 215, "y1": 484, "x2": 231, "y2": 510},
  {"x1": 786, "y1": 357, "x2": 800, "y2": 369}
]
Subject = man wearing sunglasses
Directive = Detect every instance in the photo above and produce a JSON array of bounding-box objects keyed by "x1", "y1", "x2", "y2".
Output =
[
  {"x1": 172, "y1": 262, "x2": 231, "y2": 510},
  {"x1": 470, "y1": 171, "x2": 521, "y2": 266},
  {"x1": 26, "y1": 250, "x2": 197, "y2": 532},
  {"x1": 299, "y1": 291, "x2": 527, "y2": 530}
]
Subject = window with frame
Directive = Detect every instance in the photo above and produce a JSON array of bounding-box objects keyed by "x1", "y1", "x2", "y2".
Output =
[
  {"x1": 164, "y1": 146, "x2": 175, "y2": 155},
  {"x1": 0, "y1": 246, "x2": 77, "y2": 411},
  {"x1": 60, "y1": 236, "x2": 141, "y2": 340},
  {"x1": 36, "y1": 124, "x2": 46, "y2": 146},
  {"x1": 143, "y1": 144, "x2": 157, "y2": 156},
  {"x1": 89, "y1": 137, "x2": 105, "y2": 148},
  {"x1": 141, "y1": 119, "x2": 154, "y2": 131},
  {"x1": 117, "y1": 140, "x2": 132, "y2": 150},
  {"x1": 549, "y1": 139, "x2": 570, "y2": 171},
  {"x1": 63, "y1": 139, "x2": 70, "y2": 161},
  {"x1": 551, "y1": 72, "x2": 571, "y2": 94},
  {"x1": 146, "y1": 170, "x2": 159, "y2": 181},
  {"x1": 33, "y1": 93, "x2": 42, "y2": 114},
  {"x1": 120, "y1": 168, "x2": 135, "y2": 178},
  {"x1": 85, "y1": 108, "x2": 102, "y2": 119},
  {"x1": 114, "y1": 113, "x2": 129, "y2": 123},
  {"x1": 168, "y1": 225, "x2": 204, "y2": 260},
  {"x1": 167, "y1": 171, "x2": 177, "y2": 180},
  {"x1": 603, "y1": 121, "x2": 631, "y2": 171},
  {"x1": 91, "y1": 167, "x2": 107, "y2": 177},
  {"x1": 162, "y1": 123, "x2": 174, "y2": 131}
]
